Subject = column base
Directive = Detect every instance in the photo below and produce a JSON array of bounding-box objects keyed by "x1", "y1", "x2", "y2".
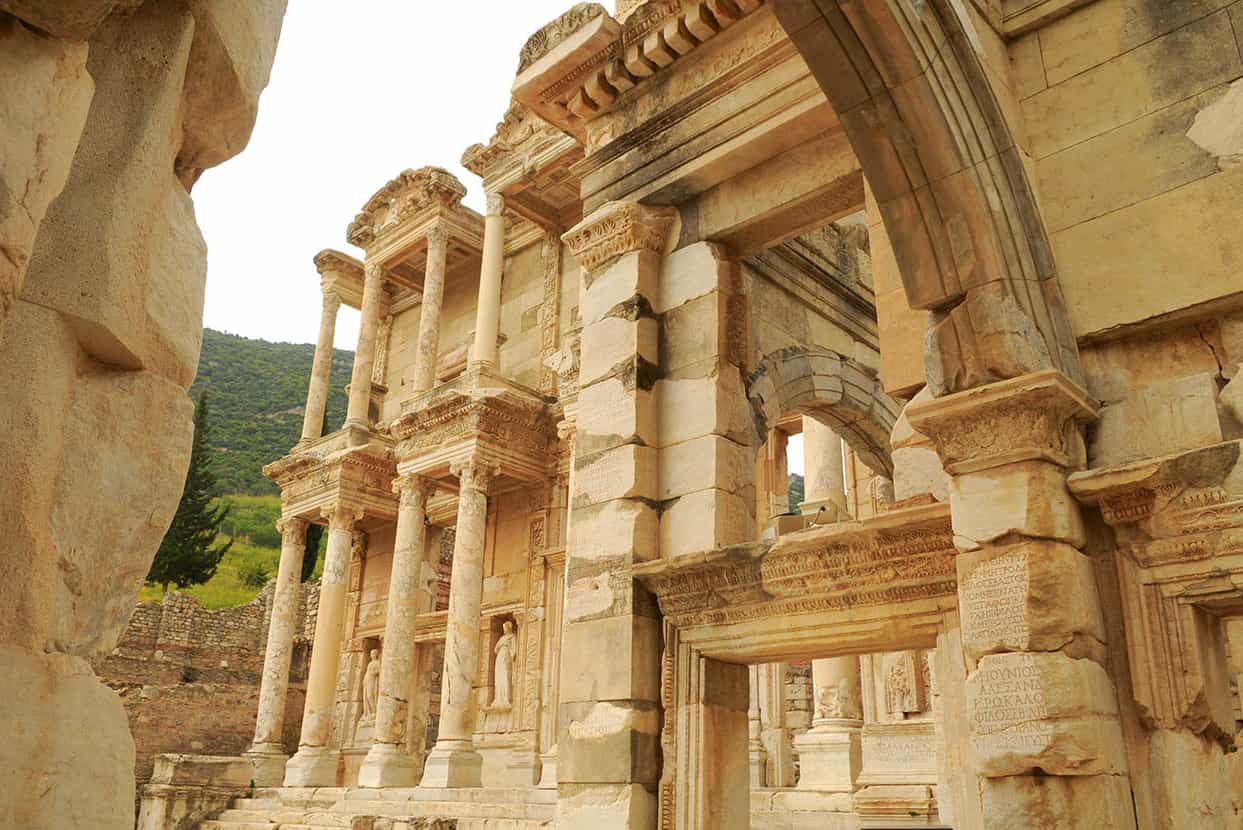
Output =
[
  {"x1": 537, "y1": 750, "x2": 557, "y2": 789},
  {"x1": 419, "y1": 740, "x2": 482, "y2": 788},
  {"x1": 356, "y1": 742, "x2": 421, "y2": 788},
  {"x1": 282, "y1": 746, "x2": 339, "y2": 787},
  {"x1": 793, "y1": 723, "x2": 862, "y2": 793},
  {"x1": 243, "y1": 745, "x2": 288, "y2": 787},
  {"x1": 748, "y1": 748, "x2": 768, "y2": 788}
]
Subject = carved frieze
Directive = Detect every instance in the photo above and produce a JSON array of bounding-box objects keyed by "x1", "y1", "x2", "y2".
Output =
[
  {"x1": 266, "y1": 441, "x2": 398, "y2": 523},
  {"x1": 518, "y1": 3, "x2": 610, "y2": 73},
  {"x1": 638, "y1": 504, "x2": 957, "y2": 628}
]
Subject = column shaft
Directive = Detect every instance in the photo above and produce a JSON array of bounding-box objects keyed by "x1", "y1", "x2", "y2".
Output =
[
  {"x1": 412, "y1": 227, "x2": 449, "y2": 393},
  {"x1": 471, "y1": 193, "x2": 505, "y2": 370},
  {"x1": 420, "y1": 459, "x2": 494, "y2": 788},
  {"x1": 283, "y1": 506, "x2": 359, "y2": 787},
  {"x1": 358, "y1": 475, "x2": 435, "y2": 787},
  {"x1": 301, "y1": 291, "x2": 340, "y2": 441},
  {"x1": 246, "y1": 516, "x2": 308, "y2": 783},
  {"x1": 345, "y1": 263, "x2": 385, "y2": 428},
  {"x1": 802, "y1": 417, "x2": 847, "y2": 517}
]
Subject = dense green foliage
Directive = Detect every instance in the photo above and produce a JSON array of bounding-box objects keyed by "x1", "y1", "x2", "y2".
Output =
[
  {"x1": 190, "y1": 328, "x2": 354, "y2": 495},
  {"x1": 789, "y1": 473, "x2": 805, "y2": 513},
  {"x1": 147, "y1": 393, "x2": 233, "y2": 591}
]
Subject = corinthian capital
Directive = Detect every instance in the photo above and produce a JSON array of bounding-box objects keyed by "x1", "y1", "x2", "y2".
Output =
[
  {"x1": 486, "y1": 192, "x2": 505, "y2": 217},
  {"x1": 451, "y1": 458, "x2": 502, "y2": 495},
  {"x1": 321, "y1": 504, "x2": 364, "y2": 532},
  {"x1": 276, "y1": 516, "x2": 309, "y2": 544},
  {"x1": 393, "y1": 473, "x2": 436, "y2": 506},
  {"x1": 561, "y1": 201, "x2": 678, "y2": 275},
  {"x1": 425, "y1": 225, "x2": 450, "y2": 254}
]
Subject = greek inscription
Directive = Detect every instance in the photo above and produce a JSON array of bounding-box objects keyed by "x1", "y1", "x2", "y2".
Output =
[{"x1": 962, "y1": 549, "x2": 1029, "y2": 648}]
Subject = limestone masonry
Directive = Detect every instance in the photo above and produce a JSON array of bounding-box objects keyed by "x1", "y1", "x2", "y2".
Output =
[{"x1": 4, "y1": 1, "x2": 1243, "y2": 829}]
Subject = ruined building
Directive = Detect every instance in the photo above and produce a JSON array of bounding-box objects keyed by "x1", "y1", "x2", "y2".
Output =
[{"x1": 6, "y1": 1, "x2": 1243, "y2": 829}]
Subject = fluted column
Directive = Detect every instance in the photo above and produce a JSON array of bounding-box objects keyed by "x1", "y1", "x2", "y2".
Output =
[
  {"x1": 801, "y1": 417, "x2": 848, "y2": 520},
  {"x1": 412, "y1": 226, "x2": 449, "y2": 392},
  {"x1": 284, "y1": 505, "x2": 361, "y2": 786},
  {"x1": 245, "y1": 515, "x2": 308, "y2": 784},
  {"x1": 421, "y1": 458, "x2": 497, "y2": 788},
  {"x1": 345, "y1": 262, "x2": 386, "y2": 429},
  {"x1": 358, "y1": 474, "x2": 437, "y2": 787},
  {"x1": 301, "y1": 290, "x2": 341, "y2": 441},
  {"x1": 794, "y1": 655, "x2": 863, "y2": 792},
  {"x1": 471, "y1": 193, "x2": 505, "y2": 370}
]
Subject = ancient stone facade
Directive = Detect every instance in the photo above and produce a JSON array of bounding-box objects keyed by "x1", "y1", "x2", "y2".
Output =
[{"x1": 7, "y1": 1, "x2": 1243, "y2": 829}]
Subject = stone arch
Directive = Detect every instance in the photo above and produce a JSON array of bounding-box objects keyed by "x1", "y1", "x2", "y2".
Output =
[
  {"x1": 772, "y1": 0, "x2": 1083, "y2": 395},
  {"x1": 746, "y1": 346, "x2": 901, "y2": 476}
]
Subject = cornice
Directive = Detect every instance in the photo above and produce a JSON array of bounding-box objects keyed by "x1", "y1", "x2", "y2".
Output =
[{"x1": 347, "y1": 166, "x2": 468, "y2": 249}]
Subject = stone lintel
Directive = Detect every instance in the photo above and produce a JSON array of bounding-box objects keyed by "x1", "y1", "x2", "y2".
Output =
[{"x1": 907, "y1": 369, "x2": 1098, "y2": 475}]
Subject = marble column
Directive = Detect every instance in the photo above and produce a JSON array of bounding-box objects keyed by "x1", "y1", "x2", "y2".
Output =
[
  {"x1": 345, "y1": 262, "x2": 385, "y2": 429},
  {"x1": 747, "y1": 665, "x2": 767, "y2": 788},
  {"x1": 471, "y1": 192, "x2": 505, "y2": 370},
  {"x1": 244, "y1": 516, "x2": 308, "y2": 784},
  {"x1": 421, "y1": 458, "x2": 497, "y2": 788},
  {"x1": 801, "y1": 417, "x2": 848, "y2": 520},
  {"x1": 301, "y1": 289, "x2": 341, "y2": 441},
  {"x1": 412, "y1": 225, "x2": 449, "y2": 393},
  {"x1": 794, "y1": 655, "x2": 863, "y2": 792},
  {"x1": 358, "y1": 474, "x2": 436, "y2": 787},
  {"x1": 284, "y1": 505, "x2": 361, "y2": 787}
]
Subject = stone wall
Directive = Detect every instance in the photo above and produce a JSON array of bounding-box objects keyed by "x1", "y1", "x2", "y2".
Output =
[{"x1": 93, "y1": 584, "x2": 318, "y2": 806}]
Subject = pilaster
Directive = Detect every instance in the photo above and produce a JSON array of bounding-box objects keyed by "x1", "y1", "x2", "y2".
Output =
[
  {"x1": 908, "y1": 370, "x2": 1136, "y2": 829},
  {"x1": 555, "y1": 201, "x2": 676, "y2": 829}
]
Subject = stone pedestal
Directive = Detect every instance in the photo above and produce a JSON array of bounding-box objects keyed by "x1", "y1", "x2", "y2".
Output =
[
  {"x1": 420, "y1": 459, "x2": 495, "y2": 788},
  {"x1": 794, "y1": 725, "x2": 863, "y2": 793}
]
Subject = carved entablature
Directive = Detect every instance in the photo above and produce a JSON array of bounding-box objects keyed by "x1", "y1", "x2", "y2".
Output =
[
  {"x1": 346, "y1": 166, "x2": 468, "y2": 249},
  {"x1": 512, "y1": 0, "x2": 765, "y2": 141},
  {"x1": 386, "y1": 369, "x2": 559, "y2": 483},
  {"x1": 636, "y1": 502, "x2": 957, "y2": 632},
  {"x1": 265, "y1": 439, "x2": 399, "y2": 525},
  {"x1": 1069, "y1": 440, "x2": 1243, "y2": 739},
  {"x1": 313, "y1": 248, "x2": 365, "y2": 308},
  {"x1": 907, "y1": 369, "x2": 1098, "y2": 475}
]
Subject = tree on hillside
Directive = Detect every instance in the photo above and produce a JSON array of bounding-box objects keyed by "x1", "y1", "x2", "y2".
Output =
[{"x1": 148, "y1": 391, "x2": 233, "y2": 593}]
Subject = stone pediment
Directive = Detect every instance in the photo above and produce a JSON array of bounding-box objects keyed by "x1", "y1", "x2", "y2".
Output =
[{"x1": 346, "y1": 166, "x2": 468, "y2": 249}]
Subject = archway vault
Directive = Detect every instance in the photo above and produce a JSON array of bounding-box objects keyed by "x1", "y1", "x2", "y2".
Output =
[
  {"x1": 746, "y1": 345, "x2": 902, "y2": 478},
  {"x1": 772, "y1": 0, "x2": 1084, "y2": 395}
]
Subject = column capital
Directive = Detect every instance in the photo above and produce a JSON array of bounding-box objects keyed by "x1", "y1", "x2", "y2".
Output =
[
  {"x1": 451, "y1": 458, "x2": 501, "y2": 495},
  {"x1": 276, "y1": 515, "x2": 309, "y2": 542},
  {"x1": 363, "y1": 260, "x2": 384, "y2": 281},
  {"x1": 426, "y1": 224, "x2": 450, "y2": 253},
  {"x1": 906, "y1": 369, "x2": 1099, "y2": 475},
  {"x1": 561, "y1": 200, "x2": 678, "y2": 275},
  {"x1": 321, "y1": 505, "x2": 364, "y2": 531},
  {"x1": 485, "y1": 192, "x2": 505, "y2": 217},
  {"x1": 320, "y1": 288, "x2": 343, "y2": 313},
  {"x1": 393, "y1": 473, "x2": 436, "y2": 505}
]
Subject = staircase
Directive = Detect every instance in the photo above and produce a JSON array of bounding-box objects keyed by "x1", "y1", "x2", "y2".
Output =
[{"x1": 197, "y1": 786, "x2": 555, "y2": 829}]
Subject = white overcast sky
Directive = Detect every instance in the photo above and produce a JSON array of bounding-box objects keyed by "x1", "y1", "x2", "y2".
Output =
[{"x1": 194, "y1": 1, "x2": 576, "y2": 350}]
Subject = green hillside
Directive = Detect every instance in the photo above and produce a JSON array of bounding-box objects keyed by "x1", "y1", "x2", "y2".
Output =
[{"x1": 190, "y1": 328, "x2": 354, "y2": 495}]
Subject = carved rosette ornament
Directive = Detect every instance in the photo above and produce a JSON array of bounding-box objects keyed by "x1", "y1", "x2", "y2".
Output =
[
  {"x1": 561, "y1": 201, "x2": 677, "y2": 275},
  {"x1": 517, "y1": 2, "x2": 610, "y2": 73}
]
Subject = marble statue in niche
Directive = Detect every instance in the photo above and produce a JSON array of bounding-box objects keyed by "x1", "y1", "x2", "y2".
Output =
[
  {"x1": 884, "y1": 651, "x2": 922, "y2": 718},
  {"x1": 492, "y1": 619, "x2": 517, "y2": 708},
  {"x1": 361, "y1": 648, "x2": 381, "y2": 724}
]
